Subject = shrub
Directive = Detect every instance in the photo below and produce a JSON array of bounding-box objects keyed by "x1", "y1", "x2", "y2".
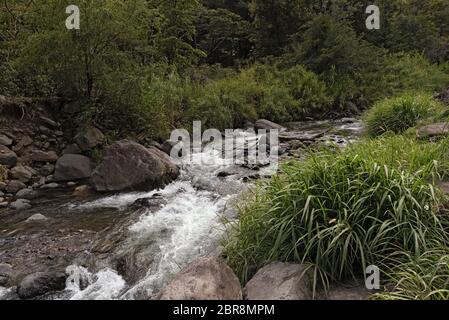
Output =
[
  {"x1": 185, "y1": 64, "x2": 331, "y2": 129},
  {"x1": 383, "y1": 53, "x2": 449, "y2": 95},
  {"x1": 224, "y1": 136, "x2": 449, "y2": 293},
  {"x1": 364, "y1": 93, "x2": 443, "y2": 137}
]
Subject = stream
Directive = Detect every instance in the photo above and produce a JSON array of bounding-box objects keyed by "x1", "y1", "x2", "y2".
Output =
[{"x1": 0, "y1": 118, "x2": 363, "y2": 300}]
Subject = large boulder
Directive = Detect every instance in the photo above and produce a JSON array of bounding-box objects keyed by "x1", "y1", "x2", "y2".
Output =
[
  {"x1": 417, "y1": 122, "x2": 449, "y2": 138},
  {"x1": 160, "y1": 257, "x2": 242, "y2": 300},
  {"x1": 74, "y1": 126, "x2": 105, "y2": 152},
  {"x1": 244, "y1": 262, "x2": 313, "y2": 300},
  {"x1": 255, "y1": 119, "x2": 286, "y2": 132},
  {"x1": 91, "y1": 140, "x2": 179, "y2": 192},
  {"x1": 0, "y1": 145, "x2": 18, "y2": 167},
  {"x1": 54, "y1": 154, "x2": 92, "y2": 182},
  {"x1": 17, "y1": 271, "x2": 67, "y2": 299}
]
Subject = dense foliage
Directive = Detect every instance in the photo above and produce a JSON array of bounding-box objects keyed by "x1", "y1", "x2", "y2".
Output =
[{"x1": 1, "y1": 0, "x2": 449, "y2": 139}]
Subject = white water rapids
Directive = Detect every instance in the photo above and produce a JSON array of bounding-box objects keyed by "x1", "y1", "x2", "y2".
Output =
[{"x1": 0, "y1": 119, "x2": 363, "y2": 300}]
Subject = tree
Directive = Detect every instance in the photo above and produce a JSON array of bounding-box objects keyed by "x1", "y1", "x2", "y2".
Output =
[
  {"x1": 194, "y1": 7, "x2": 252, "y2": 66},
  {"x1": 251, "y1": 0, "x2": 306, "y2": 57}
]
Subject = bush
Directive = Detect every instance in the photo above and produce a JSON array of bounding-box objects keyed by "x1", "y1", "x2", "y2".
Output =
[
  {"x1": 224, "y1": 136, "x2": 449, "y2": 292},
  {"x1": 185, "y1": 64, "x2": 331, "y2": 129},
  {"x1": 364, "y1": 93, "x2": 443, "y2": 137},
  {"x1": 382, "y1": 53, "x2": 449, "y2": 95}
]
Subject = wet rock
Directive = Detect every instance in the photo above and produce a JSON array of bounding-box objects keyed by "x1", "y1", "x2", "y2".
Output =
[
  {"x1": 10, "y1": 165, "x2": 35, "y2": 183},
  {"x1": 244, "y1": 262, "x2": 313, "y2": 300},
  {"x1": 255, "y1": 119, "x2": 286, "y2": 132},
  {"x1": 0, "y1": 182, "x2": 6, "y2": 191},
  {"x1": 9, "y1": 199, "x2": 32, "y2": 210},
  {"x1": 72, "y1": 185, "x2": 93, "y2": 197},
  {"x1": 39, "y1": 163, "x2": 55, "y2": 176},
  {"x1": 131, "y1": 194, "x2": 167, "y2": 211},
  {"x1": 74, "y1": 126, "x2": 105, "y2": 152},
  {"x1": 17, "y1": 271, "x2": 67, "y2": 299},
  {"x1": 30, "y1": 150, "x2": 58, "y2": 163},
  {"x1": 92, "y1": 140, "x2": 179, "y2": 192},
  {"x1": 0, "y1": 134, "x2": 13, "y2": 146},
  {"x1": 54, "y1": 154, "x2": 92, "y2": 182},
  {"x1": 0, "y1": 145, "x2": 18, "y2": 167},
  {"x1": 62, "y1": 143, "x2": 82, "y2": 155},
  {"x1": 40, "y1": 183, "x2": 60, "y2": 190},
  {"x1": 0, "y1": 263, "x2": 13, "y2": 287},
  {"x1": 6, "y1": 180, "x2": 26, "y2": 194},
  {"x1": 15, "y1": 188, "x2": 39, "y2": 200},
  {"x1": 160, "y1": 257, "x2": 242, "y2": 300},
  {"x1": 417, "y1": 122, "x2": 449, "y2": 138},
  {"x1": 161, "y1": 139, "x2": 180, "y2": 156},
  {"x1": 26, "y1": 214, "x2": 48, "y2": 222}
]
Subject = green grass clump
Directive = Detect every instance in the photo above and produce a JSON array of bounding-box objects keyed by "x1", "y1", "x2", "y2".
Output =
[
  {"x1": 224, "y1": 136, "x2": 449, "y2": 293},
  {"x1": 364, "y1": 93, "x2": 443, "y2": 137},
  {"x1": 372, "y1": 249, "x2": 449, "y2": 300}
]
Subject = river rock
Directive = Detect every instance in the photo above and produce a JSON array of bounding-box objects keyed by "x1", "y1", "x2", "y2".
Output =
[
  {"x1": 10, "y1": 165, "x2": 35, "y2": 183},
  {"x1": 325, "y1": 283, "x2": 371, "y2": 300},
  {"x1": 26, "y1": 214, "x2": 48, "y2": 222},
  {"x1": 417, "y1": 123, "x2": 449, "y2": 138},
  {"x1": 30, "y1": 150, "x2": 58, "y2": 162},
  {"x1": 244, "y1": 262, "x2": 313, "y2": 300},
  {"x1": 0, "y1": 263, "x2": 13, "y2": 287},
  {"x1": 15, "y1": 188, "x2": 38, "y2": 200},
  {"x1": 39, "y1": 163, "x2": 55, "y2": 176},
  {"x1": 160, "y1": 257, "x2": 242, "y2": 300},
  {"x1": 255, "y1": 119, "x2": 286, "y2": 132},
  {"x1": 131, "y1": 194, "x2": 167, "y2": 211},
  {"x1": 62, "y1": 143, "x2": 82, "y2": 155},
  {"x1": 74, "y1": 126, "x2": 105, "y2": 152},
  {"x1": 0, "y1": 134, "x2": 13, "y2": 146},
  {"x1": 54, "y1": 154, "x2": 92, "y2": 182},
  {"x1": 0, "y1": 145, "x2": 18, "y2": 167},
  {"x1": 17, "y1": 271, "x2": 67, "y2": 299},
  {"x1": 40, "y1": 183, "x2": 60, "y2": 190},
  {"x1": 6, "y1": 180, "x2": 26, "y2": 194},
  {"x1": 9, "y1": 199, "x2": 32, "y2": 210},
  {"x1": 72, "y1": 185, "x2": 93, "y2": 197},
  {"x1": 92, "y1": 140, "x2": 179, "y2": 192}
]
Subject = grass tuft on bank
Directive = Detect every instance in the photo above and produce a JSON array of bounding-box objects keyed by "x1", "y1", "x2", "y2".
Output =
[
  {"x1": 364, "y1": 93, "x2": 444, "y2": 137},
  {"x1": 224, "y1": 136, "x2": 449, "y2": 293}
]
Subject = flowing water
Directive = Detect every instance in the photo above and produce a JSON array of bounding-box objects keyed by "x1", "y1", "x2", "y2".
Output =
[{"x1": 0, "y1": 118, "x2": 363, "y2": 300}]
